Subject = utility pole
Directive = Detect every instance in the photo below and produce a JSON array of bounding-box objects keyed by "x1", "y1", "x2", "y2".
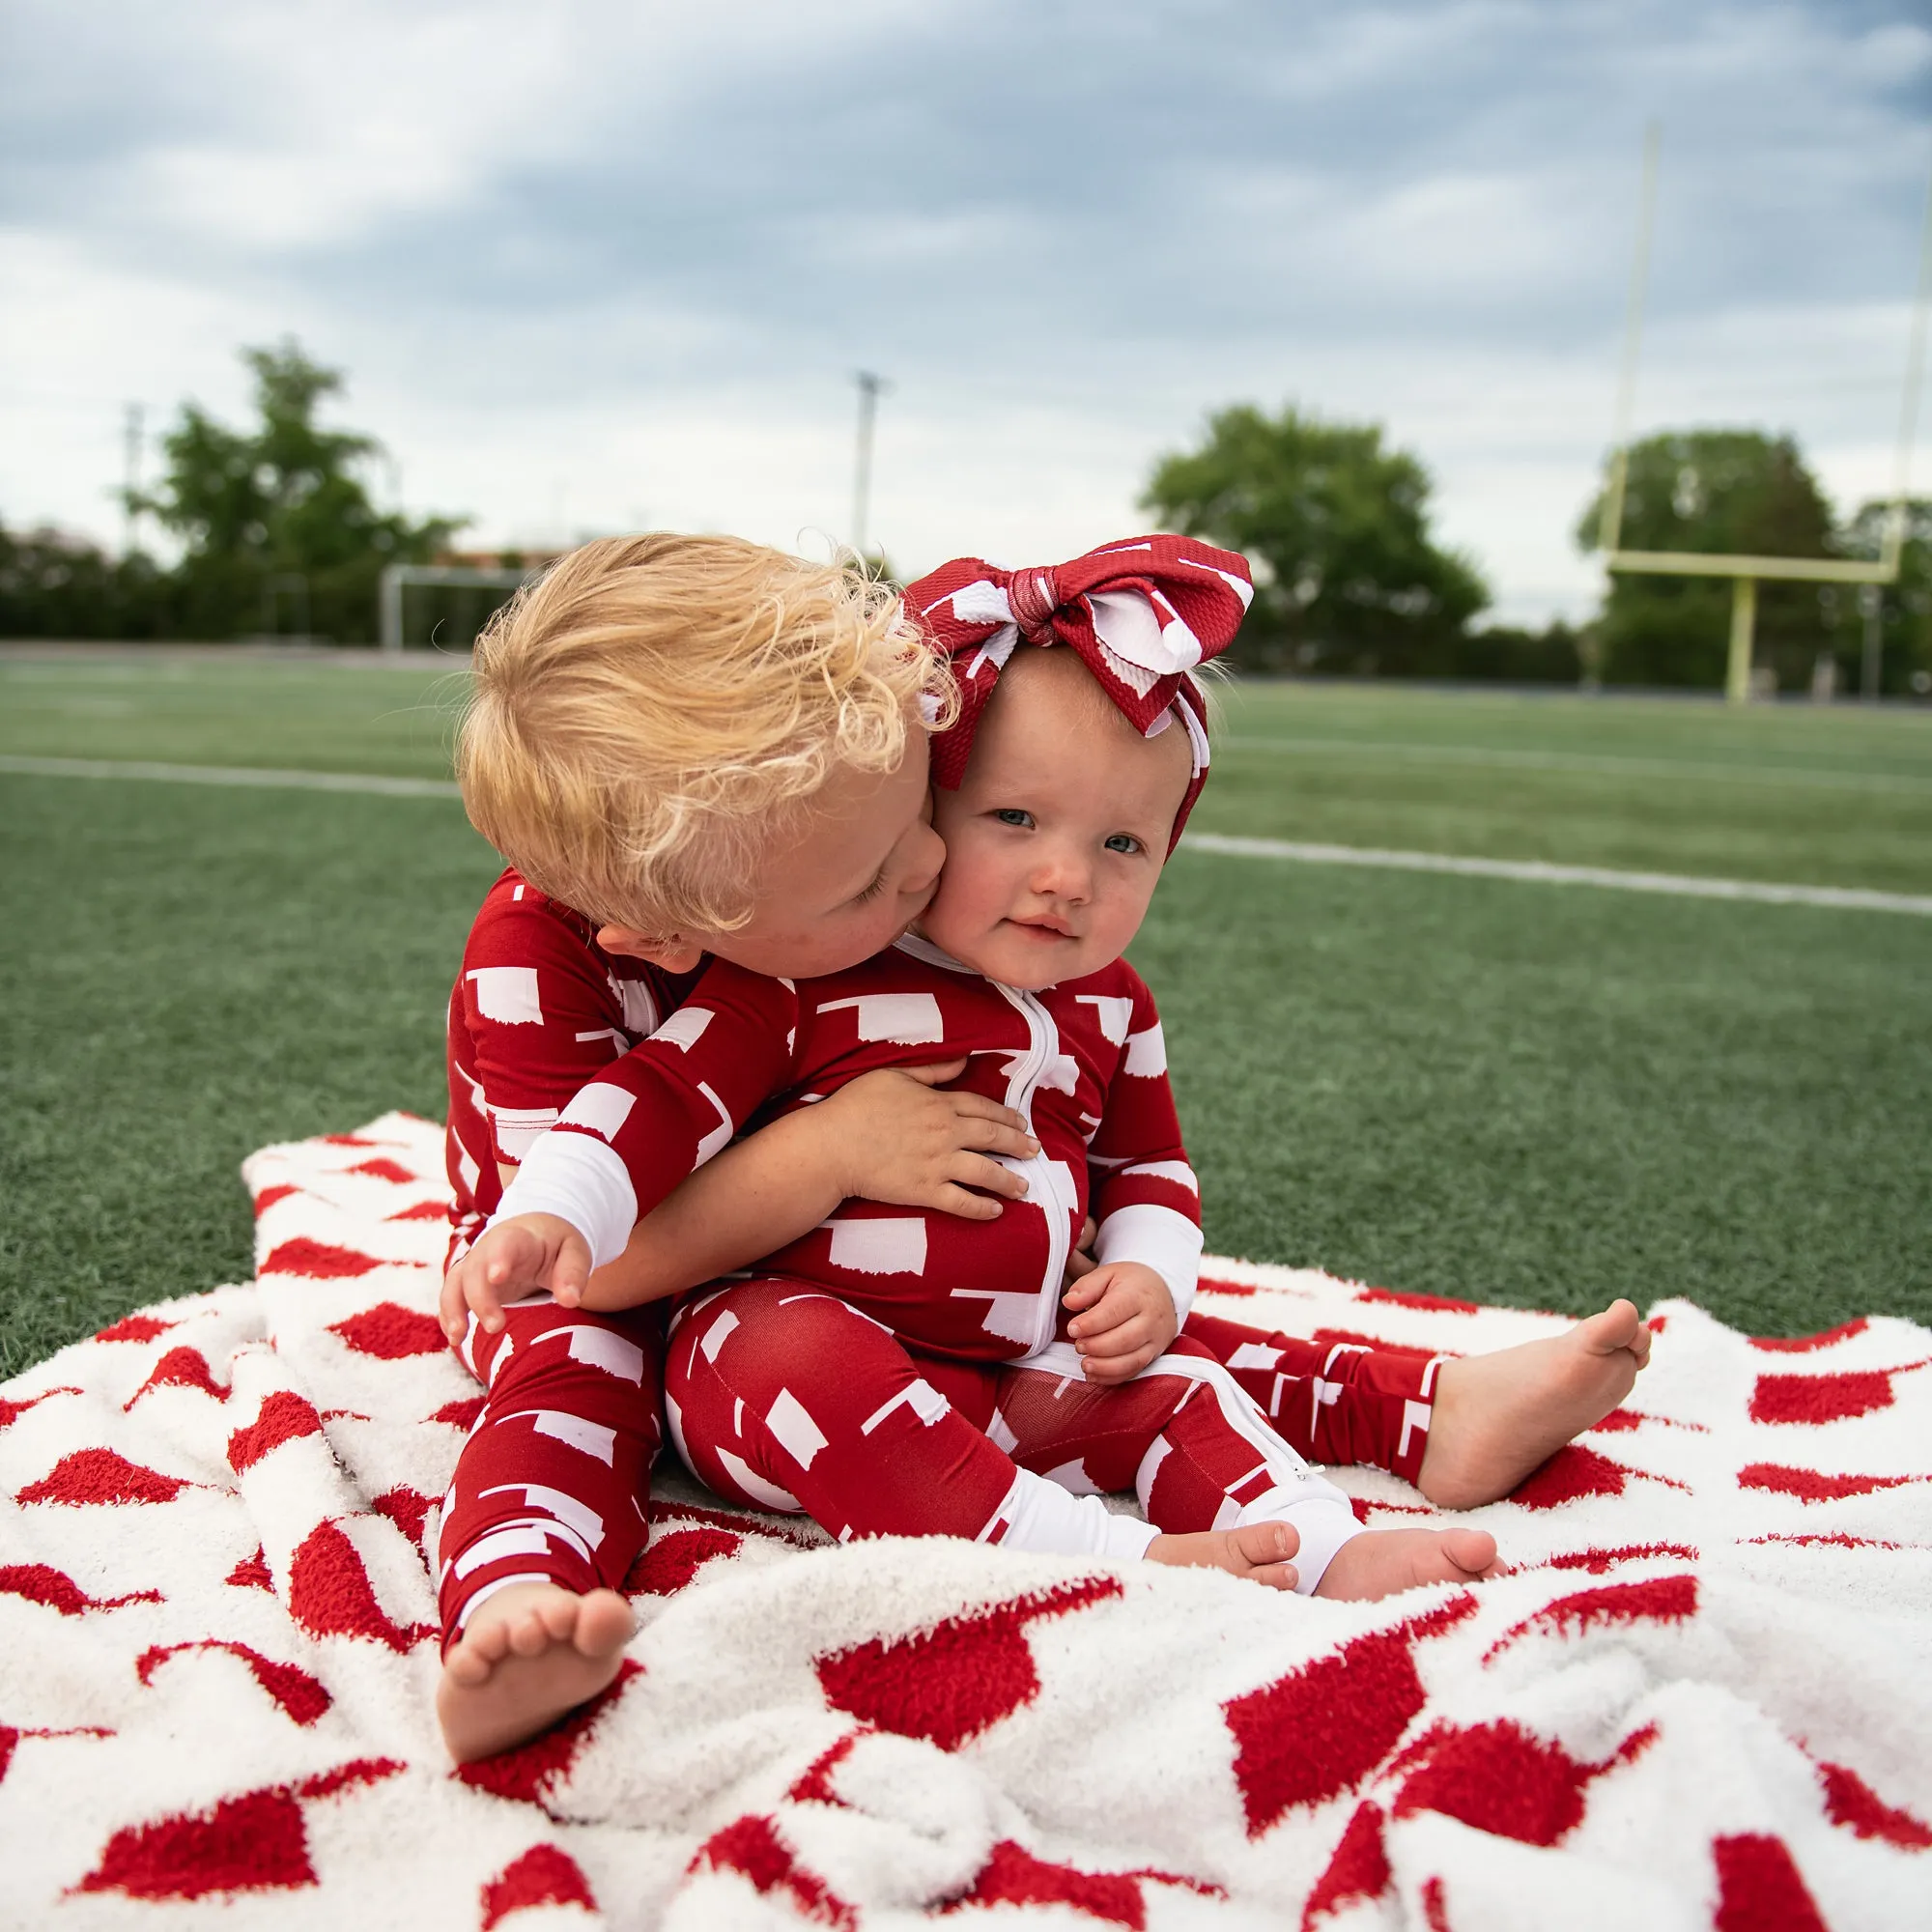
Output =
[
  {"x1": 122, "y1": 402, "x2": 144, "y2": 556},
  {"x1": 852, "y1": 371, "x2": 887, "y2": 560}
]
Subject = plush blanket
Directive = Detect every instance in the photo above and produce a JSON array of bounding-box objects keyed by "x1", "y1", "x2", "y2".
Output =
[{"x1": 2, "y1": 1114, "x2": 1927, "y2": 1929}]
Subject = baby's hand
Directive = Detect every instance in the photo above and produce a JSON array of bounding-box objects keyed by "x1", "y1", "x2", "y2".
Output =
[
  {"x1": 440, "y1": 1213, "x2": 593, "y2": 1344},
  {"x1": 1063, "y1": 1261, "x2": 1178, "y2": 1383},
  {"x1": 816, "y1": 1060, "x2": 1038, "y2": 1222}
]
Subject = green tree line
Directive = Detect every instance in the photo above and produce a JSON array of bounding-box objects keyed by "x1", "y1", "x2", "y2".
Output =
[
  {"x1": 1, "y1": 342, "x2": 463, "y2": 645},
  {"x1": 6, "y1": 349, "x2": 1928, "y2": 693}
]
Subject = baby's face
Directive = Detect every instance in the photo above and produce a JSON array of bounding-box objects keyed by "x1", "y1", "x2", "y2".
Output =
[{"x1": 920, "y1": 651, "x2": 1192, "y2": 990}]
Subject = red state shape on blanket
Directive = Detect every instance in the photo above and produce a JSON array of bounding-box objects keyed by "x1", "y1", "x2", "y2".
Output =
[
  {"x1": 432, "y1": 1395, "x2": 487, "y2": 1429},
  {"x1": 1356, "y1": 1285, "x2": 1481, "y2": 1314},
  {"x1": 251, "y1": 1183, "x2": 298, "y2": 1213},
  {"x1": 259, "y1": 1237, "x2": 383, "y2": 1279},
  {"x1": 1712, "y1": 1833, "x2": 1830, "y2": 1932},
  {"x1": 17, "y1": 1448, "x2": 189, "y2": 1505},
  {"x1": 1508, "y1": 1443, "x2": 1677, "y2": 1510},
  {"x1": 348, "y1": 1157, "x2": 417, "y2": 1183},
  {"x1": 228, "y1": 1392, "x2": 325, "y2": 1472},
  {"x1": 370, "y1": 1486, "x2": 433, "y2": 1549},
  {"x1": 126, "y1": 1346, "x2": 228, "y2": 1408},
  {"x1": 815, "y1": 1577, "x2": 1122, "y2": 1751},
  {"x1": 690, "y1": 1814, "x2": 854, "y2": 1930},
  {"x1": 1546, "y1": 1543, "x2": 1696, "y2": 1575},
  {"x1": 387, "y1": 1198, "x2": 451, "y2": 1221},
  {"x1": 1302, "y1": 1803, "x2": 1391, "y2": 1930},
  {"x1": 330, "y1": 1302, "x2": 446, "y2": 1359},
  {"x1": 137, "y1": 1641, "x2": 331, "y2": 1726},
  {"x1": 287, "y1": 1521, "x2": 429, "y2": 1652},
  {"x1": 458, "y1": 1661, "x2": 643, "y2": 1808},
  {"x1": 1750, "y1": 1318, "x2": 1868, "y2": 1353},
  {"x1": 1, "y1": 1563, "x2": 162, "y2": 1614},
  {"x1": 1738, "y1": 1463, "x2": 1916, "y2": 1502},
  {"x1": 1225, "y1": 1597, "x2": 1476, "y2": 1835},
  {"x1": 227, "y1": 1547, "x2": 274, "y2": 1590},
  {"x1": 95, "y1": 1313, "x2": 176, "y2": 1343},
  {"x1": 73, "y1": 1787, "x2": 317, "y2": 1901},
  {"x1": 1392, "y1": 1719, "x2": 1655, "y2": 1847},
  {"x1": 629, "y1": 1526, "x2": 742, "y2": 1596},
  {"x1": 1485, "y1": 1575, "x2": 1698, "y2": 1660},
  {"x1": 1816, "y1": 1760, "x2": 1932, "y2": 1848},
  {"x1": 0, "y1": 1386, "x2": 78, "y2": 1428},
  {"x1": 1749, "y1": 1367, "x2": 1919, "y2": 1425},
  {"x1": 953, "y1": 1840, "x2": 1148, "y2": 1927},
  {"x1": 481, "y1": 1843, "x2": 597, "y2": 1926}
]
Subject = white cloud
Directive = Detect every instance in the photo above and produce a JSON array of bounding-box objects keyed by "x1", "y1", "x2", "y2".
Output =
[{"x1": 1, "y1": 0, "x2": 1926, "y2": 628}]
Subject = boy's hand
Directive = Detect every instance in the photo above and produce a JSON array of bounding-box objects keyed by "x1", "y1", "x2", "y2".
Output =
[
  {"x1": 440, "y1": 1213, "x2": 593, "y2": 1344},
  {"x1": 817, "y1": 1060, "x2": 1039, "y2": 1222},
  {"x1": 1063, "y1": 1261, "x2": 1178, "y2": 1383}
]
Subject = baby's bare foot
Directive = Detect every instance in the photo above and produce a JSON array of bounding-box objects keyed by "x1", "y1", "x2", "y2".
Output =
[
  {"x1": 1146, "y1": 1520, "x2": 1301, "y2": 1591},
  {"x1": 437, "y1": 1582, "x2": 634, "y2": 1764},
  {"x1": 1418, "y1": 1300, "x2": 1652, "y2": 1511},
  {"x1": 1315, "y1": 1526, "x2": 1498, "y2": 1601}
]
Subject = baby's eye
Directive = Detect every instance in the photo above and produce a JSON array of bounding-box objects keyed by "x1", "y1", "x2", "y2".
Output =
[
  {"x1": 1104, "y1": 834, "x2": 1142, "y2": 856},
  {"x1": 851, "y1": 869, "x2": 888, "y2": 904},
  {"x1": 993, "y1": 809, "x2": 1034, "y2": 829}
]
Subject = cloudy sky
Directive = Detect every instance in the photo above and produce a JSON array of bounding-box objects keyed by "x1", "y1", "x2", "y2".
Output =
[{"x1": 3, "y1": 0, "x2": 1927, "y2": 623}]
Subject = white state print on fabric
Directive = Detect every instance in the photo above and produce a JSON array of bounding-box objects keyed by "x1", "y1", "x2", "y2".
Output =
[
  {"x1": 559, "y1": 1081, "x2": 638, "y2": 1142},
  {"x1": 825, "y1": 1217, "x2": 929, "y2": 1276},
  {"x1": 612, "y1": 976, "x2": 661, "y2": 1036},
  {"x1": 519, "y1": 1409, "x2": 618, "y2": 1464},
  {"x1": 1121, "y1": 1160, "x2": 1199, "y2": 1194},
  {"x1": 490, "y1": 1105, "x2": 560, "y2": 1159},
  {"x1": 530, "y1": 1322, "x2": 646, "y2": 1385},
  {"x1": 475, "y1": 1482, "x2": 606, "y2": 1548},
  {"x1": 765, "y1": 1389, "x2": 831, "y2": 1471},
  {"x1": 815, "y1": 992, "x2": 947, "y2": 1044},
  {"x1": 1074, "y1": 995, "x2": 1134, "y2": 1044},
  {"x1": 1123, "y1": 1023, "x2": 1168, "y2": 1078},
  {"x1": 467, "y1": 965, "x2": 543, "y2": 1026},
  {"x1": 650, "y1": 1007, "x2": 714, "y2": 1052}
]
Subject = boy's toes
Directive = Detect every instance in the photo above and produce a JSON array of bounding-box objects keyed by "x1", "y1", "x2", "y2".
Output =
[{"x1": 442, "y1": 1642, "x2": 493, "y2": 1687}]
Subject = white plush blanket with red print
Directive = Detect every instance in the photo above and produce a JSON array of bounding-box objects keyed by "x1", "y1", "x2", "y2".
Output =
[{"x1": 2, "y1": 1115, "x2": 1928, "y2": 1930}]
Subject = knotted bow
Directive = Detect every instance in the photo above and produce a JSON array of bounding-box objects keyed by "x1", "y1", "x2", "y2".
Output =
[{"x1": 904, "y1": 534, "x2": 1254, "y2": 850}]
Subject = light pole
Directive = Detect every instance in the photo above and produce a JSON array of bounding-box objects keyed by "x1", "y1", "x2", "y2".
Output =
[
  {"x1": 122, "y1": 402, "x2": 144, "y2": 556},
  {"x1": 852, "y1": 371, "x2": 888, "y2": 560}
]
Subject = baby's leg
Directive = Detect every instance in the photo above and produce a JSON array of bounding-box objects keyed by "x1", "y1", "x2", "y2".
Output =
[
  {"x1": 435, "y1": 1298, "x2": 666, "y2": 1763},
  {"x1": 999, "y1": 1339, "x2": 1495, "y2": 1600},
  {"x1": 663, "y1": 1280, "x2": 1160, "y2": 1560},
  {"x1": 1184, "y1": 1303, "x2": 1651, "y2": 1507}
]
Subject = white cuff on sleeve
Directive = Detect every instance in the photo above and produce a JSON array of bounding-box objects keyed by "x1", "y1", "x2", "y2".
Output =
[
  {"x1": 492, "y1": 1129, "x2": 639, "y2": 1272},
  {"x1": 1094, "y1": 1202, "x2": 1203, "y2": 1324}
]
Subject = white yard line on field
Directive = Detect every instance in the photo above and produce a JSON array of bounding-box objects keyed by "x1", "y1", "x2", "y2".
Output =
[
  {"x1": 0, "y1": 753, "x2": 460, "y2": 799},
  {"x1": 8, "y1": 752, "x2": 1929, "y2": 916},
  {"x1": 1218, "y1": 734, "x2": 1932, "y2": 795},
  {"x1": 1182, "y1": 833, "x2": 1932, "y2": 917}
]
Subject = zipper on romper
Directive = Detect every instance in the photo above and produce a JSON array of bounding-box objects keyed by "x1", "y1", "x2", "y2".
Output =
[{"x1": 992, "y1": 982, "x2": 1072, "y2": 1357}]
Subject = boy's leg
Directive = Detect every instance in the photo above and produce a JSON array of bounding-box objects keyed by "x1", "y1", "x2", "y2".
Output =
[
  {"x1": 997, "y1": 1338, "x2": 1495, "y2": 1600},
  {"x1": 1183, "y1": 1309, "x2": 1442, "y2": 1487},
  {"x1": 663, "y1": 1279, "x2": 1157, "y2": 1560},
  {"x1": 435, "y1": 1298, "x2": 666, "y2": 1761}
]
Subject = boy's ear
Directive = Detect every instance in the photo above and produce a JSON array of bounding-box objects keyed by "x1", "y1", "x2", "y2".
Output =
[{"x1": 597, "y1": 924, "x2": 705, "y2": 973}]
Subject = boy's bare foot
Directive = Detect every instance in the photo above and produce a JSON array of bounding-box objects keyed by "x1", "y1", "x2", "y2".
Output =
[
  {"x1": 1417, "y1": 1299, "x2": 1653, "y2": 1511},
  {"x1": 1315, "y1": 1526, "x2": 1498, "y2": 1600},
  {"x1": 1146, "y1": 1520, "x2": 1300, "y2": 1591},
  {"x1": 436, "y1": 1583, "x2": 635, "y2": 1764}
]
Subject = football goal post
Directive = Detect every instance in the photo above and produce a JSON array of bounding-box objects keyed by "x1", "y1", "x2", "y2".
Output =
[
  {"x1": 1598, "y1": 128, "x2": 1930, "y2": 703},
  {"x1": 378, "y1": 564, "x2": 537, "y2": 654}
]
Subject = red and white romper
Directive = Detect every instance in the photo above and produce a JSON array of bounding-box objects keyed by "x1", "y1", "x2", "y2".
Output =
[{"x1": 488, "y1": 933, "x2": 1441, "y2": 1593}]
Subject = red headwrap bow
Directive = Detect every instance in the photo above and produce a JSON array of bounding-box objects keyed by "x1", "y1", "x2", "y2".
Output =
[{"x1": 904, "y1": 534, "x2": 1254, "y2": 851}]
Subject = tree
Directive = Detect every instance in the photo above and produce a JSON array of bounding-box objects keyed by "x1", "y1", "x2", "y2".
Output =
[
  {"x1": 1836, "y1": 497, "x2": 1932, "y2": 697},
  {"x1": 136, "y1": 340, "x2": 463, "y2": 642},
  {"x1": 0, "y1": 525, "x2": 170, "y2": 639},
  {"x1": 1576, "y1": 430, "x2": 1835, "y2": 690},
  {"x1": 1141, "y1": 405, "x2": 1490, "y2": 674}
]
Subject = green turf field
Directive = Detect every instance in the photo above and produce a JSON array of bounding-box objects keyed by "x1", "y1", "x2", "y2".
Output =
[{"x1": 3, "y1": 650, "x2": 1928, "y2": 1378}]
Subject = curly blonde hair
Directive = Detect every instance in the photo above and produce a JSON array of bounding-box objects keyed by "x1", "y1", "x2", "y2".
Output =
[{"x1": 458, "y1": 534, "x2": 952, "y2": 933}]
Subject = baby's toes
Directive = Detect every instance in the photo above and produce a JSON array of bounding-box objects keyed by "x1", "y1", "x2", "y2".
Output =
[{"x1": 443, "y1": 1643, "x2": 494, "y2": 1687}]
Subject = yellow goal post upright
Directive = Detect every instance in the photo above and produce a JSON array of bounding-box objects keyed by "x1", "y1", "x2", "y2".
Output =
[{"x1": 1596, "y1": 127, "x2": 1932, "y2": 704}]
